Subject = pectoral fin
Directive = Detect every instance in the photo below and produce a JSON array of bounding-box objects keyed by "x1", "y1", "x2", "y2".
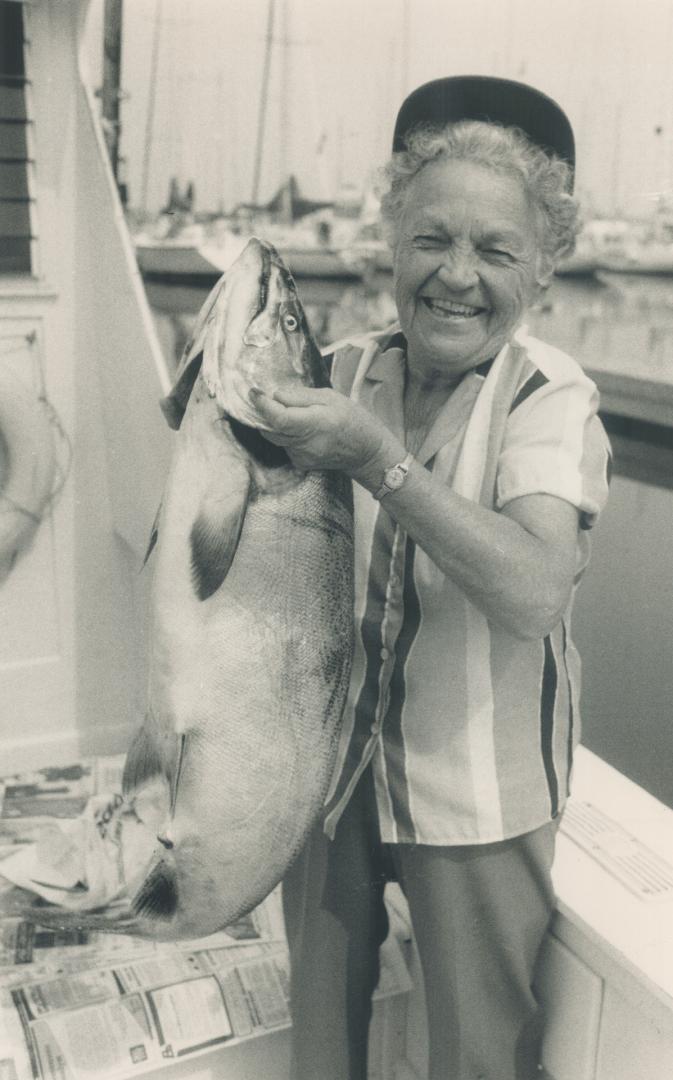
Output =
[
  {"x1": 122, "y1": 724, "x2": 186, "y2": 817},
  {"x1": 160, "y1": 276, "x2": 228, "y2": 431},
  {"x1": 189, "y1": 480, "x2": 249, "y2": 600},
  {"x1": 122, "y1": 720, "x2": 166, "y2": 797},
  {"x1": 160, "y1": 352, "x2": 203, "y2": 431}
]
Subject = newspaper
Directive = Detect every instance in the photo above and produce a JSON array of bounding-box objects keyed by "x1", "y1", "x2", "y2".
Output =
[
  {"x1": 0, "y1": 943, "x2": 293, "y2": 1080},
  {"x1": 0, "y1": 757, "x2": 412, "y2": 1079},
  {"x1": 0, "y1": 757, "x2": 160, "y2": 913}
]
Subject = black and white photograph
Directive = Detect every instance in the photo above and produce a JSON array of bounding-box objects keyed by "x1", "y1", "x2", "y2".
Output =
[{"x1": 0, "y1": 1, "x2": 672, "y2": 1078}]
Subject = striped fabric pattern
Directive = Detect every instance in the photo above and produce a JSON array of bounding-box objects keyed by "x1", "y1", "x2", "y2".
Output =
[{"x1": 323, "y1": 324, "x2": 611, "y2": 844}]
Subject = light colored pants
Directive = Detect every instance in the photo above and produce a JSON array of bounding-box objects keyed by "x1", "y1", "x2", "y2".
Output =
[{"x1": 282, "y1": 768, "x2": 558, "y2": 1080}]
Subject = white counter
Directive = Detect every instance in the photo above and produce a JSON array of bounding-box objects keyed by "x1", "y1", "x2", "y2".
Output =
[{"x1": 539, "y1": 746, "x2": 673, "y2": 1080}]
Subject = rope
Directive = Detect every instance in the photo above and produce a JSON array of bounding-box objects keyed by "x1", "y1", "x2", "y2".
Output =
[
  {"x1": 38, "y1": 391, "x2": 74, "y2": 508},
  {"x1": 0, "y1": 331, "x2": 74, "y2": 525}
]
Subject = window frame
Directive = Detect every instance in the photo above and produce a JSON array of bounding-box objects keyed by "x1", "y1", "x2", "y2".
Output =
[{"x1": 0, "y1": 0, "x2": 37, "y2": 277}]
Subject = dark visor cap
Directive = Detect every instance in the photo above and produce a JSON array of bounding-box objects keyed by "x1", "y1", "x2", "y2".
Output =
[{"x1": 392, "y1": 75, "x2": 575, "y2": 185}]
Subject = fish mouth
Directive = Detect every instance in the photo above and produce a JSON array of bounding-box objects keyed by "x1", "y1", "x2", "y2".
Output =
[
  {"x1": 248, "y1": 239, "x2": 272, "y2": 331},
  {"x1": 242, "y1": 239, "x2": 297, "y2": 344},
  {"x1": 199, "y1": 236, "x2": 317, "y2": 429}
]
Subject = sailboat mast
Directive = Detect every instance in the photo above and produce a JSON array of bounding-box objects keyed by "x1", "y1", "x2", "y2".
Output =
[
  {"x1": 400, "y1": 0, "x2": 410, "y2": 98},
  {"x1": 252, "y1": 0, "x2": 276, "y2": 204},
  {"x1": 279, "y1": 0, "x2": 289, "y2": 184},
  {"x1": 140, "y1": 0, "x2": 163, "y2": 211},
  {"x1": 101, "y1": 0, "x2": 124, "y2": 196}
]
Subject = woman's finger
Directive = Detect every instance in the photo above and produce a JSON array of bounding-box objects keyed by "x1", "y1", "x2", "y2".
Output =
[
  {"x1": 271, "y1": 385, "x2": 329, "y2": 408},
  {"x1": 248, "y1": 387, "x2": 289, "y2": 428}
]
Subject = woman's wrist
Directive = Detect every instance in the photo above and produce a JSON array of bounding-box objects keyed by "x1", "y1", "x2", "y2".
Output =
[{"x1": 349, "y1": 428, "x2": 409, "y2": 494}]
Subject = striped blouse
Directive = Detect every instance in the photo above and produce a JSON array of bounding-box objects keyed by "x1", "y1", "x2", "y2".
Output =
[{"x1": 322, "y1": 324, "x2": 611, "y2": 845}]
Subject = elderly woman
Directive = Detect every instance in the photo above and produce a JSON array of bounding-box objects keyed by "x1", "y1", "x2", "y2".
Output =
[{"x1": 254, "y1": 76, "x2": 611, "y2": 1080}]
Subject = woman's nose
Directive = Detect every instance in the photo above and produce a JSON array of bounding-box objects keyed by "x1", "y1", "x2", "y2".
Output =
[{"x1": 437, "y1": 248, "x2": 479, "y2": 289}]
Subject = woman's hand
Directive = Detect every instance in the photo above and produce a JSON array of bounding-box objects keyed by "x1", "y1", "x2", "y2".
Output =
[
  {"x1": 249, "y1": 385, "x2": 397, "y2": 482},
  {"x1": 249, "y1": 386, "x2": 580, "y2": 640}
]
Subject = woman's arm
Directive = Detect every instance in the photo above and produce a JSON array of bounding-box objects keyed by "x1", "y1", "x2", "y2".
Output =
[
  {"x1": 365, "y1": 457, "x2": 579, "y2": 641},
  {"x1": 249, "y1": 385, "x2": 580, "y2": 640}
]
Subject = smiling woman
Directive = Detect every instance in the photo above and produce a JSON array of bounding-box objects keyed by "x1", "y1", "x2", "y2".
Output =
[
  {"x1": 377, "y1": 120, "x2": 582, "y2": 391},
  {"x1": 255, "y1": 75, "x2": 614, "y2": 1080},
  {"x1": 390, "y1": 156, "x2": 554, "y2": 381}
]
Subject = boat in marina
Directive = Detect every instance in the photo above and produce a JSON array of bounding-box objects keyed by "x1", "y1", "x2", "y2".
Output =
[
  {"x1": 133, "y1": 189, "x2": 369, "y2": 284},
  {"x1": 134, "y1": 226, "x2": 603, "y2": 285},
  {"x1": 586, "y1": 215, "x2": 673, "y2": 276},
  {"x1": 134, "y1": 231, "x2": 366, "y2": 284},
  {"x1": 554, "y1": 240, "x2": 600, "y2": 277},
  {"x1": 135, "y1": 238, "x2": 244, "y2": 284},
  {"x1": 598, "y1": 241, "x2": 673, "y2": 275}
]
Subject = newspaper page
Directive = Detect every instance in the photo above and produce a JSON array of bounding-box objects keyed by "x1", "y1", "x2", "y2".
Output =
[
  {"x1": 0, "y1": 756, "x2": 411, "y2": 1080},
  {"x1": 0, "y1": 942, "x2": 293, "y2": 1079}
]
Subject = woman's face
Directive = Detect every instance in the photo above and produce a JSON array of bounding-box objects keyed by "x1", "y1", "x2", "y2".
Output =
[{"x1": 392, "y1": 156, "x2": 550, "y2": 380}]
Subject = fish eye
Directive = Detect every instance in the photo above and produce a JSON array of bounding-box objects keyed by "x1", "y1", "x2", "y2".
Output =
[{"x1": 283, "y1": 313, "x2": 299, "y2": 332}]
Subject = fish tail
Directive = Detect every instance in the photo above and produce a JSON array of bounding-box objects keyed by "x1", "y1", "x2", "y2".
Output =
[{"x1": 131, "y1": 856, "x2": 178, "y2": 922}]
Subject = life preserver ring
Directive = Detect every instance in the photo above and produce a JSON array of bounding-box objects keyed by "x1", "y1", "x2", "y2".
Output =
[{"x1": 0, "y1": 366, "x2": 58, "y2": 584}]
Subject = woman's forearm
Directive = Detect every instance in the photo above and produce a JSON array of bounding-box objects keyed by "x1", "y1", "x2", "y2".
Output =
[
  {"x1": 248, "y1": 386, "x2": 578, "y2": 638},
  {"x1": 351, "y1": 433, "x2": 577, "y2": 640}
]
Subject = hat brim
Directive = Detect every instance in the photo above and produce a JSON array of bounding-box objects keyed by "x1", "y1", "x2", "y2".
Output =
[{"x1": 392, "y1": 75, "x2": 575, "y2": 181}]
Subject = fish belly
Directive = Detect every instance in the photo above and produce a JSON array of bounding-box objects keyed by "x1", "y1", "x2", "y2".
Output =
[{"x1": 151, "y1": 459, "x2": 353, "y2": 937}]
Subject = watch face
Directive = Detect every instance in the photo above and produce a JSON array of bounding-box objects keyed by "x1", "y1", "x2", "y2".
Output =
[{"x1": 386, "y1": 464, "x2": 406, "y2": 490}]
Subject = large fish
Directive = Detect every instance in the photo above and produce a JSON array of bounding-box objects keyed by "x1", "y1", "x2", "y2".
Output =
[{"x1": 29, "y1": 238, "x2": 354, "y2": 939}]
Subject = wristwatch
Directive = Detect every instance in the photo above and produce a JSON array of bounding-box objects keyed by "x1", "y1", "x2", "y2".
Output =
[{"x1": 373, "y1": 453, "x2": 414, "y2": 500}]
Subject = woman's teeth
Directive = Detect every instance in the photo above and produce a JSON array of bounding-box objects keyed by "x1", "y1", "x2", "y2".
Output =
[{"x1": 424, "y1": 298, "x2": 482, "y2": 319}]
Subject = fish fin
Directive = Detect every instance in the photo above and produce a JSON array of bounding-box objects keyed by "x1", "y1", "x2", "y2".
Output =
[
  {"x1": 160, "y1": 352, "x2": 203, "y2": 431},
  {"x1": 123, "y1": 725, "x2": 185, "y2": 837},
  {"x1": 190, "y1": 498, "x2": 246, "y2": 600},
  {"x1": 122, "y1": 719, "x2": 167, "y2": 797},
  {"x1": 132, "y1": 859, "x2": 178, "y2": 921},
  {"x1": 142, "y1": 503, "x2": 162, "y2": 567},
  {"x1": 160, "y1": 274, "x2": 227, "y2": 430}
]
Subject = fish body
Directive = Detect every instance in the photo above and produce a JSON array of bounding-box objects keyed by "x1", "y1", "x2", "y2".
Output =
[{"x1": 37, "y1": 239, "x2": 354, "y2": 939}]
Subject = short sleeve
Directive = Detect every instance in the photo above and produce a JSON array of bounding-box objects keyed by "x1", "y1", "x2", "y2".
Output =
[{"x1": 496, "y1": 372, "x2": 612, "y2": 529}]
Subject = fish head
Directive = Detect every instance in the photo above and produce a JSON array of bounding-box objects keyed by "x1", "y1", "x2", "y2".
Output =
[{"x1": 201, "y1": 236, "x2": 328, "y2": 428}]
